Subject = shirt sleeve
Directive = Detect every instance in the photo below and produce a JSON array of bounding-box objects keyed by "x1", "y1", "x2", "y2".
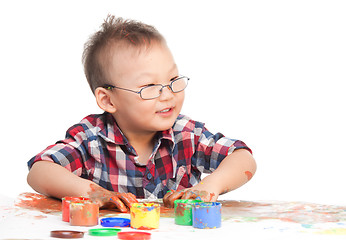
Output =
[
  {"x1": 193, "y1": 121, "x2": 252, "y2": 174},
  {"x1": 27, "y1": 125, "x2": 89, "y2": 178}
]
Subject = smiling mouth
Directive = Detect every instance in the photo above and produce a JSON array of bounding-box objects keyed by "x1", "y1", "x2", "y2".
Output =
[{"x1": 157, "y1": 108, "x2": 173, "y2": 113}]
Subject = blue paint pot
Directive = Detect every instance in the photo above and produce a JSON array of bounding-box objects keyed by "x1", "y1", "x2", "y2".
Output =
[{"x1": 192, "y1": 202, "x2": 222, "y2": 229}]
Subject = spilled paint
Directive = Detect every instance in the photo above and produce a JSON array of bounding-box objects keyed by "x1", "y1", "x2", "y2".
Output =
[
  {"x1": 316, "y1": 228, "x2": 346, "y2": 235},
  {"x1": 14, "y1": 192, "x2": 346, "y2": 227},
  {"x1": 15, "y1": 192, "x2": 61, "y2": 214},
  {"x1": 245, "y1": 171, "x2": 253, "y2": 181},
  {"x1": 220, "y1": 200, "x2": 346, "y2": 224},
  {"x1": 159, "y1": 205, "x2": 174, "y2": 217}
]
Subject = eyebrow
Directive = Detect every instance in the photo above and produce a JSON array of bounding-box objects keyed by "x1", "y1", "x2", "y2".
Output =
[{"x1": 135, "y1": 64, "x2": 178, "y2": 82}]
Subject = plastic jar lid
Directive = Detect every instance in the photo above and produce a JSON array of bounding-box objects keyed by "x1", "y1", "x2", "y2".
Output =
[
  {"x1": 100, "y1": 217, "x2": 131, "y2": 227},
  {"x1": 117, "y1": 231, "x2": 151, "y2": 240},
  {"x1": 174, "y1": 199, "x2": 203, "y2": 204},
  {"x1": 88, "y1": 228, "x2": 121, "y2": 236},
  {"x1": 50, "y1": 230, "x2": 84, "y2": 238}
]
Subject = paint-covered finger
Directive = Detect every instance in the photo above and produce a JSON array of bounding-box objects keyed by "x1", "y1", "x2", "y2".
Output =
[
  {"x1": 209, "y1": 192, "x2": 218, "y2": 202},
  {"x1": 181, "y1": 190, "x2": 198, "y2": 200},
  {"x1": 166, "y1": 190, "x2": 185, "y2": 208},
  {"x1": 126, "y1": 193, "x2": 139, "y2": 204},
  {"x1": 163, "y1": 190, "x2": 175, "y2": 207},
  {"x1": 118, "y1": 193, "x2": 138, "y2": 209},
  {"x1": 108, "y1": 196, "x2": 128, "y2": 213},
  {"x1": 92, "y1": 198, "x2": 104, "y2": 208}
]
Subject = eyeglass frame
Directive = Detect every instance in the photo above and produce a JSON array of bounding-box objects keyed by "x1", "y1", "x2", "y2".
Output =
[{"x1": 101, "y1": 75, "x2": 189, "y2": 100}]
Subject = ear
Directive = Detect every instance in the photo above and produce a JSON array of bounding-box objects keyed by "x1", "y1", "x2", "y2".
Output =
[{"x1": 95, "y1": 87, "x2": 117, "y2": 113}]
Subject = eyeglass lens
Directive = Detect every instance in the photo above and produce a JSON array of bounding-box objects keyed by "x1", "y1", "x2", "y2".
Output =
[{"x1": 140, "y1": 77, "x2": 188, "y2": 99}]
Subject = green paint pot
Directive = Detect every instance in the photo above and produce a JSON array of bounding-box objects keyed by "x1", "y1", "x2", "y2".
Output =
[{"x1": 174, "y1": 199, "x2": 203, "y2": 225}]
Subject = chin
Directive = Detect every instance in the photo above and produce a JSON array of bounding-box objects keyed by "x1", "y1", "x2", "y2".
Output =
[{"x1": 154, "y1": 120, "x2": 176, "y2": 132}]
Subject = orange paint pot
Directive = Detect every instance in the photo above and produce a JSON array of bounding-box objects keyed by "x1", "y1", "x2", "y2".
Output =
[
  {"x1": 69, "y1": 201, "x2": 99, "y2": 226},
  {"x1": 62, "y1": 197, "x2": 90, "y2": 222}
]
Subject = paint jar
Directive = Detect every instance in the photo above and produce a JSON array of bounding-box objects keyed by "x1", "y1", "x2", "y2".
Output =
[
  {"x1": 174, "y1": 199, "x2": 203, "y2": 225},
  {"x1": 69, "y1": 201, "x2": 99, "y2": 226},
  {"x1": 192, "y1": 202, "x2": 222, "y2": 229},
  {"x1": 130, "y1": 203, "x2": 160, "y2": 230},
  {"x1": 62, "y1": 197, "x2": 90, "y2": 222}
]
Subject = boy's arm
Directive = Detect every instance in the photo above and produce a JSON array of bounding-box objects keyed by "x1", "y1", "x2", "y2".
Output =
[
  {"x1": 27, "y1": 161, "x2": 137, "y2": 212},
  {"x1": 163, "y1": 149, "x2": 256, "y2": 207}
]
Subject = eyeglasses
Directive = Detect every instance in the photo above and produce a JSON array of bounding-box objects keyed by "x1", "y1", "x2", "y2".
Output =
[{"x1": 102, "y1": 76, "x2": 189, "y2": 100}]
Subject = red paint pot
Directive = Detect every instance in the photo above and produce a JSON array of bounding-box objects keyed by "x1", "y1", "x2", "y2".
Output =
[
  {"x1": 69, "y1": 201, "x2": 99, "y2": 226},
  {"x1": 117, "y1": 231, "x2": 151, "y2": 240},
  {"x1": 62, "y1": 197, "x2": 90, "y2": 222}
]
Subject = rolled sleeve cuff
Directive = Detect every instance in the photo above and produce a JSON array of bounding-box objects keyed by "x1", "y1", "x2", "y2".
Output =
[{"x1": 228, "y1": 140, "x2": 252, "y2": 155}]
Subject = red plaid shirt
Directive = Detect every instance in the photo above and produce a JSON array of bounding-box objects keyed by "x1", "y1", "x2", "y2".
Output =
[{"x1": 28, "y1": 112, "x2": 251, "y2": 199}]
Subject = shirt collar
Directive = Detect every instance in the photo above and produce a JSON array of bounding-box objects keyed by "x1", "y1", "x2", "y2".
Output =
[
  {"x1": 157, "y1": 128, "x2": 175, "y2": 144},
  {"x1": 97, "y1": 112, "x2": 129, "y2": 145}
]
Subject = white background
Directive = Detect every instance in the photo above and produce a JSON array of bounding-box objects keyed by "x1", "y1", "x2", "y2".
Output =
[{"x1": 1, "y1": 0, "x2": 345, "y2": 205}]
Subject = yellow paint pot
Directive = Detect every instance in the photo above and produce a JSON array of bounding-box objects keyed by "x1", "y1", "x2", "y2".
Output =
[{"x1": 130, "y1": 203, "x2": 160, "y2": 230}]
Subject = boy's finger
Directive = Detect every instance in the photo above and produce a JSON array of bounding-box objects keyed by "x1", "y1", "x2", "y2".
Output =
[
  {"x1": 163, "y1": 190, "x2": 174, "y2": 207},
  {"x1": 181, "y1": 190, "x2": 198, "y2": 200},
  {"x1": 109, "y1": 196, "x2": 128, "y2": 213},
  {"x1": 166, "y1": 190, "x2": 185, "y2": 208},
  {"x1": 117, "y1": 193, "x2": 138, "y2": 209},
  {"x1": 126, "y1": 193, "x2": 139, "y2": 205}
]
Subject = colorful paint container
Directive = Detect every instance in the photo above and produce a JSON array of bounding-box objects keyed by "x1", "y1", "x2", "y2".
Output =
[
  {"x1": 130, "y1": 203, "x2": 160, "y2": 230},
  {"x1": 117, "y1": 231, "x2": 151, "y2": 240},
  {"x1": 69, "y1": 201, "x2": 99, "y2": 226},
  {"x1": 50, "y1": 230, "x2": 84, "y2": 238},
  {"x1": 174, "y1": 199, "x2": 203, "y2": 225},
  {"x1": 88, "y1": 228, "x2": 121, "y2": 236},
  {"x1": 100, "y1": 217, "x2": 130, "y2": 227},
  {"x1": 192, "y1": 202, "x2": 222, "y2": 229},
  {"x1": 62, "y1": 196, "x2": 90, "y2": 222}
]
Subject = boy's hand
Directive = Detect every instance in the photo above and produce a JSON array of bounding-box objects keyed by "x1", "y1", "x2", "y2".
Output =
[
  {"x1": 163, "y1": 189, "x2": 218, "y2": 208},
  {"x1": 88, "y1": 184, "x2": 138, "y2": 212},
  {"x1": 98, "y1": 192, "x2": 138, "y2": 213}
]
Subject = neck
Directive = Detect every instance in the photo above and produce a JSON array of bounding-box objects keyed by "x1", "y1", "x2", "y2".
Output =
[
  {"x1": 125, "y1": 130, "x2": 156, "y2": 147},
  {"x1": 125, "y1": 131, "x2": 157, "y2": 165}
]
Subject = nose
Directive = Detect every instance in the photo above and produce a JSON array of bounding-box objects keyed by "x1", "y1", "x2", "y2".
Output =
[{"x1": 159, "y1": 85, "x2": 174, "y2": 100}]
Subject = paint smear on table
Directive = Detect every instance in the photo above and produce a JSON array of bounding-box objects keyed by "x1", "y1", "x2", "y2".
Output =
[
  {"x1": 316, "y1": 228, "x2": 346, "y2": 235},
  {"x1": 15, "y1": 193, "x2": 346, "y2": 226},
  {"x1": 220, "y1": 200, "x2": 346, "y2": 224},
  {"x1": 15, "y1": 192, "x2": 61, "y2": 214},
  {"x1": 15, "y1": 192, "x2": 175, "y2": 218}
]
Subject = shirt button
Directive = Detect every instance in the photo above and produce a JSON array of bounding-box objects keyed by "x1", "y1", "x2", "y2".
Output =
[{"x1": 147, "y1": 172, "x2": 153, "y2": 180}]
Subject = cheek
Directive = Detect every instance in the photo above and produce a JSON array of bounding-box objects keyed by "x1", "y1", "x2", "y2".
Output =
[
  {"x1": 175, "y1": 92, "x2": 185, "y2": 108},
  {"x1": 115, "y1": 97, "x2": 151, "y2": 116},
  {"x1": 132, "y1": 102, "x2": 156, "y2": 115}
]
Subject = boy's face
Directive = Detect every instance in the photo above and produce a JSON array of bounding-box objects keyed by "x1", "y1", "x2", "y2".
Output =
[{"x1": 107, "y1": 42, "x2": 185, "y2": 136}]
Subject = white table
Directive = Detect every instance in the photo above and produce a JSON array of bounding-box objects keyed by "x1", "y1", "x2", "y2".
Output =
[{"x1": 1, "y1": 193, "x2": 345, "y2": 239}]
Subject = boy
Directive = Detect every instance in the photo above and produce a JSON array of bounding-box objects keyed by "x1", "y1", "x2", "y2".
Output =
[{"x1": 27, "y1": 15, "x2": 256, "y2": 212}]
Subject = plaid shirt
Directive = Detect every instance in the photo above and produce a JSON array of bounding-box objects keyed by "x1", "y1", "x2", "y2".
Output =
[{"x1": 28, "y1": 112, "x2": 251, "y2": 200}]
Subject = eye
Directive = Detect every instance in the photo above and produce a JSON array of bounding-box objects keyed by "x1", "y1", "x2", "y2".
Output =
[
  {"x1": 170, "y1": 76, "x2": 180, "y2": 82},
  {"x1": 138, "y1": 81, "x2": 156, "y2": 88},
  {"x1": 143, "y1": 83, "x2": 156, "y2": 88}
]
